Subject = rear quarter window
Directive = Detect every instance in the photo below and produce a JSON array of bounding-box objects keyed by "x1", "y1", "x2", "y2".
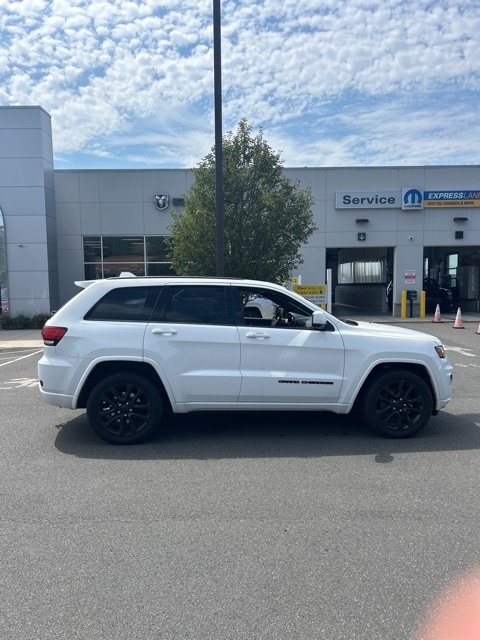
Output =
[{"x1": 84, "y1": 286, "x2": 161, "y2": 322}]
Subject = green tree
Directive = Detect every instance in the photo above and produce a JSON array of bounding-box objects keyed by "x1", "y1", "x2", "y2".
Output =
[{"x1": 167, "y1": 119, "x2": 316, "y2": 282}]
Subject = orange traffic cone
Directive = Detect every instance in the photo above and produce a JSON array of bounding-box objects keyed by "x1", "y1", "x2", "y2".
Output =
[
  {"x1": 432, "y1": 304, "x2": 442, "y2": 323},
  {"x1": 453, "y1": 307, "x2": 465, "y2": 329},
  {"x1": 476, "y1": 323, "x2": 480, "y2": 335}
]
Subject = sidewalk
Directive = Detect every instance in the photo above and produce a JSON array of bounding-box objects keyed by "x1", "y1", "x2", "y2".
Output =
[{"x1": 0, "y1": 329, "x2": 43, "y2": 349}]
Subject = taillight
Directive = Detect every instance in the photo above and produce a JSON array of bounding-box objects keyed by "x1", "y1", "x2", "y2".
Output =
[{"x1": 41, "y1": 325, "x2": 68, "y2": 346}]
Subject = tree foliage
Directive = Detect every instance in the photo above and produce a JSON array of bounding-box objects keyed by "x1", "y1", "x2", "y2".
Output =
[{"x1": 167, "y1": 119, "x2": 315, "y2": 282}]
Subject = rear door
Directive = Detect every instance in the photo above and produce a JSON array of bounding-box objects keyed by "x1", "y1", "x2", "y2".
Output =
[{"x1": 144, "y1": 284, "x2": 241, "y2": 404}]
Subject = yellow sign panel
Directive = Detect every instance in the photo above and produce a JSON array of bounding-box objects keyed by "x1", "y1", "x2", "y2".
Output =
[
  {"x1": 424, "y1": 200, "x2": 480, "y2": 207},
  {"x1": 293, "y1": 284, "x2": 326, "y2": 296}
]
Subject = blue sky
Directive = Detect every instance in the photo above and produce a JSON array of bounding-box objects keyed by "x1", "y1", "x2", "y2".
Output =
[{"x1": 1, "y1": 0, "x2": 479, "y2": 169}]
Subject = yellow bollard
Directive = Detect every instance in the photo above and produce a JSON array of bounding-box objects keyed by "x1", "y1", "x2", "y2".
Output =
[
  {"x1": 401, "y1": 290, "x2": 407, "y2": 318},
  {"x1": 420, "y1": 290, "x2": 426, "y2": 318}
]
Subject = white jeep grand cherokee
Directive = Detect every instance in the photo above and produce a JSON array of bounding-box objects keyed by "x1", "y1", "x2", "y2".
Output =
[{"x1": 38, "y1": 276, "x2": 453, "y2": 444}]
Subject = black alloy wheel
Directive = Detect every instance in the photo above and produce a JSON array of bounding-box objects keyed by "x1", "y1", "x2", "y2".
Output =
[
  {"x1": 87, "y1": 373, "x2": 163, "y2": 444},
  {"x1": 361, "y1": 370, "x2": 433, "y2": 438}
]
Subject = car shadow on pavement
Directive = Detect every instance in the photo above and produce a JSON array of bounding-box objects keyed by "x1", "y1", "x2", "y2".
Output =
[{"x1": 53, "y1": 408, "x2": 480, "y2": 461}]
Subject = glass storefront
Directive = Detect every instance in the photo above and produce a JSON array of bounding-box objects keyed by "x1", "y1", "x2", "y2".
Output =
[{"x1": 83, "y1": 236, "x2": 175, "y2": 279}]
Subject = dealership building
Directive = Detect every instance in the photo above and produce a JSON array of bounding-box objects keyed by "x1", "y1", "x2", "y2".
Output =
[{"x1": 1, "y1": 105, "x2": 479, "y2": 318}]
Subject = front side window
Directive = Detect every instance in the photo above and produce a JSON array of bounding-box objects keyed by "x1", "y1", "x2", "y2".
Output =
[
  {"x1": 235, "y1": 287, "x2": 313, "y2": 328},
  {"x1": 85, "y1": 286, "x2": 161, "y2": 322}
]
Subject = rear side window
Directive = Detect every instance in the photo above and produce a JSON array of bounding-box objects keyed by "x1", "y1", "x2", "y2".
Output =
[
  {"x1": 156, "y1": 285, "x2": 229, "y2": 324},
  {"x1": 85, "y1": 286, "x2": 161, "y2": 322}
]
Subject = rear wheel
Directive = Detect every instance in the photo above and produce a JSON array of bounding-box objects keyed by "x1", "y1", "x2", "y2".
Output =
[
  {"x1": 87, "y1": 373, "x2": 163, "y2": 444},
  {"x1": 361, "y1": 370, "x2": 433, "y2": 438}
]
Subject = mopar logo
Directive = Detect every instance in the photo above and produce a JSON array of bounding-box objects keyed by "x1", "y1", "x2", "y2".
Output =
[{"x1": 402, "y1": 188, "x2": 423, "y2": 210}]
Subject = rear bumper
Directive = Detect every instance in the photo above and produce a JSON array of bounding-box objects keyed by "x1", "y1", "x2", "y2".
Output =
[{"x1": 38, "y1": 386, "x2": 76, "y2": 409}]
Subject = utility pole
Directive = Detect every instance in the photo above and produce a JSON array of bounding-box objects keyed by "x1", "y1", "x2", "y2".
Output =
[{"x1": 213, "y1": 0, "x2": 224, "y2": 276}]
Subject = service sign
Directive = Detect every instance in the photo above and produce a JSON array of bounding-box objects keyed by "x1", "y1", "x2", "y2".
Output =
[
  {"x1": 335, "y1": 191, "x2": 400, "y2": 209},
  {"x1": 336, "y1": 188, "x2": 480, "y2": 209}
]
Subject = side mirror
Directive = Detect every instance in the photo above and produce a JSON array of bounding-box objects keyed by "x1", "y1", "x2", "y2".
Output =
[{"x1": 312, "y1": 309, "x2": 328, "y2": 330}]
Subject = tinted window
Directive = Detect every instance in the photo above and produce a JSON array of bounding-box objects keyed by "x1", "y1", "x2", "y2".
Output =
[
  {"x1": 85, "y1": 287, "x2": 160, "y2": 322},
  {"x1": 159, "y1": 285, "x2": 228, "y2": 325}
]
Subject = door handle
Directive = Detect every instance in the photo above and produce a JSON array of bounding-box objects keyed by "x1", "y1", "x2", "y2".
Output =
[
  {"x1": 151, "y1": 328, "x2": 177, "y2": 335},
  {"x1": 245, "y1": 332, "x2": 270, "y2": 339}
]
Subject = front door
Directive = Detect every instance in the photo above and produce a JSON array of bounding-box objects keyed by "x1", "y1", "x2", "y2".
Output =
[{"x1": 233, "y1": 286, "x2": 345, "y2": 404}]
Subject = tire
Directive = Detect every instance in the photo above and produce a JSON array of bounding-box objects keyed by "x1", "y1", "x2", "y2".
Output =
[
  {"x1": 86, "y1": 373, "x2": 163, "y2": 444},
  {"x1": 361, "y1": 370, "x2": 433, "y2": 438}
]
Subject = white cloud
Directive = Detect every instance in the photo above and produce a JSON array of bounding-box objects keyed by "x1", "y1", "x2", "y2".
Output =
[{"x1": 1, "y1": 0, "x2": 479, "y2": 168}]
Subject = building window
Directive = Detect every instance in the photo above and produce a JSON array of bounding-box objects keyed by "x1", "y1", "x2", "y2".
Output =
[{"x1": 83, "y1": 236, "x2": 175, "y2": 279}]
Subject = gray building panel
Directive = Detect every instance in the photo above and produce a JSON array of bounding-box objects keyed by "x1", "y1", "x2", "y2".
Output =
[
  {"x1": 143, "y1": 205, "x2": 174, "y2": 235},
  {"x1": 141, "y1": 169, "x2": 191, "y2": 203},
  {"x1": 79, "y1": 172, "x2": 100, "y2": 202},
  {"x1": 99, "y1": 202, "x2": 145, "y2": 234},
  {"x1": 0, "y1": 158, "x2": 47, "y2": 187},
  {"x1": 8, "y1": 244, "x2": 50, "y2": 271},
  {"x1": 0, "y1": 105, "x2": 51, "y2": 130},
  {"x1": 6, "y1": 215, "x2": 49, "y2": 245},
  {"x1": 7, "y1": 268, "x2": 51, "y2": 314},
  {"x1": 79, "y1": 203, "x2": 102, "y2": 234},
  {"x1": 0, "y1": 187, "x2": 48, "y2": 215},
  {"x1": 56, "y1": 202, "x2": 82, "y2": 236},
  {"x1": 0, "y1": 129, "x2": 45, "y2": 158},
  {"x1": 0, "y1": 106, "x2": 57, "y2": 316},
  {"x1": 98, "y1": 171, "x2": 143, "y2": 203},
  {"x1": 57, "y1": 248, "x2": 83, "y2": 304},
  {"x1": 54, "y1": 172, "x2": 81, "y2": 202}
]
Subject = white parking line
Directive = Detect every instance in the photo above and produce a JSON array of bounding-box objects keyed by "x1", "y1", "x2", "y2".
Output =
[
  {"x1": 0, "y1": 377, "x2": 38, "y2": 390},
  {"x1": 445, "y1": 345, "x2": 476, "y2": 357},
  {"x1": 0, "y1": 350, "x2": 43, "y2": 368}
]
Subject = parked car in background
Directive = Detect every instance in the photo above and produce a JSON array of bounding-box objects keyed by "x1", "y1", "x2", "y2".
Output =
[
  {"x1": 387, "y1": 278, "x2": 454, "y2": 312},
  {"x1": 244, "y1": 293, "x2": 277, "y2": 319}
]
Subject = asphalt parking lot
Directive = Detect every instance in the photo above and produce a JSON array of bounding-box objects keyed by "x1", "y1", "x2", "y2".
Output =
[{"x1": 0, "y1": 318, "x2": 479, "y2": 640}]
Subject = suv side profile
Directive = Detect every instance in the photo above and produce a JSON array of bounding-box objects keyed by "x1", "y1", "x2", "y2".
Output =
[{"x1": 38, "y1": 276, "x2": 453, "y2": 444}]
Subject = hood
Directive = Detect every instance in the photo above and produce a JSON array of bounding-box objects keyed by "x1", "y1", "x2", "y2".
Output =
[{"x1": 337, "y1": 318, "x2": 441, "y2": 343}]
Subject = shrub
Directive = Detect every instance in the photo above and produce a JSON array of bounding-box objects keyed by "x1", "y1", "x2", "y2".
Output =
[
  {"x1": 0, "y1": 312, "x2": 51, "y2": 330},
  {"x1": 0, "y1": 315, "x2": 15, "y2": 330},
  {"x1": 30, "y1": 313, "x2": 51, "y2": 329}
]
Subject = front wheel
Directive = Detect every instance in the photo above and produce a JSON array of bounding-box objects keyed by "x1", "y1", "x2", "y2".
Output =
[
  {"x1": 87, "y1": 373, "x2": 163, "y2": 444},
  {"x1": 361, "y1": 370, "x2": 433, "y2": 438}
]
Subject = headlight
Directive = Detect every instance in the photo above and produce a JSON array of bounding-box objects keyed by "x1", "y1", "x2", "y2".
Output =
[{"x1": 434, "y1": 345, "x2": 446, "y2": 358}]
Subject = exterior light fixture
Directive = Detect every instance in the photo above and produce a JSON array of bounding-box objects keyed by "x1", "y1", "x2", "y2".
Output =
[
  {"x1": 453, "y1": 217, "x2": 468, "y2": 222},
  {"x1": 355, "y1": 218, "x2": 369, "y2": 223}
]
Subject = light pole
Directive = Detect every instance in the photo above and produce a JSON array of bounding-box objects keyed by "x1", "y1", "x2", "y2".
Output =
[{"x1": 213, "y1": 0, "x2": 224, "y2": 276}]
